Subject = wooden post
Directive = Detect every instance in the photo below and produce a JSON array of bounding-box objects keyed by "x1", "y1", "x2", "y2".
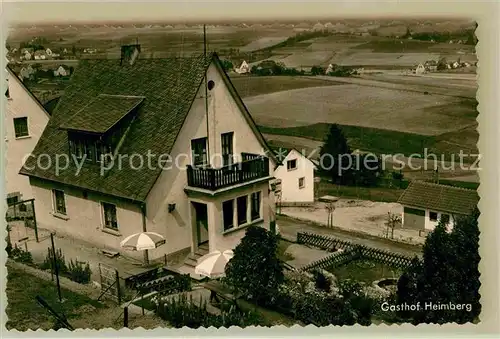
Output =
[
  {"x1": 115, "y1": 270, "x2": 121, "y2": 304},
  {"x1": 123, "y1": 306, "x2": 129, "y2": 328},
  {"x1": 50, "y1": 233, "x2": 62, "y2": 302},
  {"x1": 31, "y1": 200, "x2": 39, "y2": 242}
]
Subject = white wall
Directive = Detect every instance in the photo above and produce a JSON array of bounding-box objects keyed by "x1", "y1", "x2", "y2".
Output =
[
  {"x1": 30, "y1": 177, "x2": 146, "y2": 261},
  {"x1": 424, "y1": 209, "x2": 455, "y2": 231},
  {"x1": 27, "y1": 60, "x2": 275, "y2": 261},
  {"x1": 5, "y1": 72, "x2": 50, "y2": 200},
  {"x1": 146, "y1": 61, "x2": 275, "y2": 257},
  {"x1": 273, "y1": 149, "x2": 315, "y2": 203}
]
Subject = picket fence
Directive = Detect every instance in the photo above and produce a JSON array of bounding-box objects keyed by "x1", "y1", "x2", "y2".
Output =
[{"x1": 297, "y1": 232, "x2": 414, "y2": 272}]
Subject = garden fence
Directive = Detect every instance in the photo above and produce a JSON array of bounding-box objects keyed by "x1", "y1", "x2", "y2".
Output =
[
  {"x1": 297, "y1": 232, "x2": 414, "y2": 271},
  {"x1": 297, "y1": 232, "x2": 355, "y2": 252},
  {"x1": 299, "y1": 248, "x2": 360, "y2": 272}
]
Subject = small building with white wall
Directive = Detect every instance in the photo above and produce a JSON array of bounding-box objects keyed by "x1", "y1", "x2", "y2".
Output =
[
  {"x1": 398, "y1": 181, "x2": 479, "y2": 231},
  {"x1": 5, "y1": 66, "x2": 51, "y2": 203},
  {"x1": 272, "y1": 148, "x2": 317, "y2": 204}
]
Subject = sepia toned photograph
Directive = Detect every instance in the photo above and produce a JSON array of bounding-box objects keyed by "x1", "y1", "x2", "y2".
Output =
[{"x1": 2, "y1": 1, "x2": 486, "y2": 333}]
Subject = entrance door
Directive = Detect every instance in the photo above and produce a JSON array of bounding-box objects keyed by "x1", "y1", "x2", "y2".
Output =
[{"x1": 193, "y1": 202, "x2": 209, "y2": 245}]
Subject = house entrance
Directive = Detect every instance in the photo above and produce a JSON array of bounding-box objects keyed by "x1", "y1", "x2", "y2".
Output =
[{"x1": 193, "y1": 202, "x2": 208, "y2": 246}]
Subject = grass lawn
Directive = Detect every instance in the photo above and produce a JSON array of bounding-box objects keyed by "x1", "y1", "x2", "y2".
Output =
[
  {"x1": 327, "y1": 259, "x2": 403, "y2": 284},
  {"x1": 6, "y1": 266, "x2": 104, "y2": 331},
  {"x1": 276, "y1": 239, "x2": 294, "y2": 261},
  {"x1": 230, "y1": 75, "x2": 342, "y2": 98},
  {"x1": 259, "y1": 122, "x2": 476, "y2": 163}
]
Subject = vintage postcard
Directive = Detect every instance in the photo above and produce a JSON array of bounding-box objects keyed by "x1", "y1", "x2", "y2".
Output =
[{"x1": 1, "y1": 0, "x2": 498, "y2": 336}]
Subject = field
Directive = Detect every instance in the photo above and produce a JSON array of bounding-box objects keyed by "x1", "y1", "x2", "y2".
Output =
[
  {"x1": 243, "y1": 84, "x2": 476, "y2": 135},
  {"x1": 230, "y1": 75, "x2": 344, "y2": 98}
]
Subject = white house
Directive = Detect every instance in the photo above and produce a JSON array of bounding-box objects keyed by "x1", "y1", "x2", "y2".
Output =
[
  {"x1": 415, "y1": 63, "x2": 426, "y2": 75},
  {"x1": 235, "y1": 60, "x2": 250, "y2": 74},
  {"x1": 53, "y1": 65, "x2": 71, "y2": 77},
  {"x1": 272, "y1": 148, "x2": 317, "y2": 204},
  {"x1": 19, "y1": 65, "x2": 35, "y2": 80},
  {"x1": 22, "y1": 50, "x2": 32, "y2": 60},
  {"x1": 34, "y1": 50, "x2": 47, "y2": 60},
  {"x1": 5, "y1": 66, "x2": 51, "y2": 203},
  {"x1": 20, "y1": 46, "x2": 278, "y2": 270},
  {"x1": 397, "y1": 181, "x2": 479, "y2": 232},
  {"x1": 325, "y1": 64, "x2": 334, "y2": 74}
]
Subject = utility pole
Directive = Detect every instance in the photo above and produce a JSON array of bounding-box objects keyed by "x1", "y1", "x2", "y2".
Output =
[
  {"x1": 203, "y1": 24, "x2": 210, "y2": 166},
  {"x1": 50, "y1": 233, "x2": 62, "y2": 302}
]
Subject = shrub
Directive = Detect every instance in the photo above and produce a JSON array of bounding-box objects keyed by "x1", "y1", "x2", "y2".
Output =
[
  {"x1": 9, "y1": 245, "x2": 34, "y2": 264},
  {"x1": 224, "y1": 226, "x2": 284, "y2": 305},
  {"x1": 40, "y1": 247, "x2": 68, "y2": 273},
  {"x1": 313, "y1": 270, "x2": 331, "y2": 293},
  {"x1": 67, "y1": 260, "x2": 92, "y2": 284},
  {"x1": 156, "y1": 294, "x2": 263, "y2": 328}
]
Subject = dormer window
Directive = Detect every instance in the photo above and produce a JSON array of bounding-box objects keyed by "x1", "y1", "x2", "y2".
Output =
[{"x1": 59, "y1": 94, "x2": 144, "y2": 165}]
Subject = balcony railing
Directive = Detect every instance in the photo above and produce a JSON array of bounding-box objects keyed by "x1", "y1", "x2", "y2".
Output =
[{"x1": 187, "y1": 155, "x2": 270, "y2": 191}]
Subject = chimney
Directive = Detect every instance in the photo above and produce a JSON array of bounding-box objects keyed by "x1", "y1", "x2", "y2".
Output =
[{"x1": 120, "y1": 44, "x2": 141, "y2": 65}]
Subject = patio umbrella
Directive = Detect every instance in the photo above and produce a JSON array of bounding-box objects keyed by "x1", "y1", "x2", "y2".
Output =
[
  {"x1": 120, "y1": 232, "x2": 166, "y2": 251},
  {"x1": 194, "y1": 250, "x2": 234, "y2": 279}
]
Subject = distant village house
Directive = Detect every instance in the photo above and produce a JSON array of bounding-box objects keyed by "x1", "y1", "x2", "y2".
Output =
[{"x1": 53, "y1": 65, "x2": 71, "y2": 77}]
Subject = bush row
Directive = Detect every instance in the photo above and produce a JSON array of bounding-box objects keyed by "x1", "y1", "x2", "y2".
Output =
[
  {"x1": 155, "y1": 294, "x2": 264, "y2": 328},
  {"x1": 6, "y1": 242, "x2": 92, "y2": 285},
  {"x1": 39, "y1": 247, "x2": 92, "y2": 284}
]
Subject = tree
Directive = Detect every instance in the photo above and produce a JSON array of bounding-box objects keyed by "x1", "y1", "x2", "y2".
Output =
[
  {"x1": 396, "y1": 208, "x2": 480, "y2": 324},
  {"x1": 351, "y1": 153, "x2": 382, "y2": 187},
  {"x1": 319, "y1": 124, "x2": 352, "y2": 185},
  {"x1": 224, "y1": 226, "x2": 284, "y2": 305},
  {"x1": 311, "y1": 65, "x2": 325, "y2": 75},
  {"x1": 385, "y1": 212, "x2": 402, "y2": 239},
  {"x1": 220, "y1": 59, "x2": 233, "y2": 72},
  {"x1": 437, "y1": 57, "x2": 448, "y2": 71}
]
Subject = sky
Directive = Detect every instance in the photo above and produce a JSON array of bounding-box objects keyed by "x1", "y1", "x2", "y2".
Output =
[{"x1": 2, "y1": 0, "x2": 483, "y2": 25}]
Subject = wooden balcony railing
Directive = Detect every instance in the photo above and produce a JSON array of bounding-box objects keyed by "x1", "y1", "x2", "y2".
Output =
[{"x1": 187, "y1": 155, "x2": 270, "y2": 191}]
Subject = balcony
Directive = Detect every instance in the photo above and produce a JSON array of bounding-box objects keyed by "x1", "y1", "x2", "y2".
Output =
[{"x1": 187, "y1": 154, "x2": 270, "y2": 191}]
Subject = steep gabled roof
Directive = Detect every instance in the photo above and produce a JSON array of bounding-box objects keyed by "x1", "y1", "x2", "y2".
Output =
[
  {"x1": 398, "y1": 181, "x2": 479, "y2": 215},
  {"x1": 21, "y1": 54, "x2": 212, "y2": 202},
  {"x1": 20, "y1": 52, "x2": 276, "y2": 202},
  {"x1": 6, "y1": 65, "x2": 51, "y2": 118}
]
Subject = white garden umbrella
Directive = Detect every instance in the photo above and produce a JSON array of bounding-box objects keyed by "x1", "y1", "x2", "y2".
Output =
[
  {"x1": 194, "y1": 250, "x2": 234, "y2": 279},
  {"x1": 120, "y1": 232, "x2": 166, "y2": 251}
]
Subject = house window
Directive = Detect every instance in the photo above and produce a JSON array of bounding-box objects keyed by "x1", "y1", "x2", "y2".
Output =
[
  {"x1": 287, "y1": 159, "x2": 297, "y2": 171},
  {"x1": 14, "y1": 117, "x2": 29, "y2": 138},
  {"x1": 251, "y1": 191, "x2": 261, "y2": 221},
  {"x1": 6, "y1": 196, "x2": 19, "y2": 206},
  {"x1": 221, "y1": 132, "x2": 234, "y2": 166},
  {"x1": 223, "y1": 200, "x2": 234, "y2": 231},
  {"x1": 52, "y1": 190, "x2": 66, "y2": 215},
  {"x1": 298, "y1": 177, "x2": 305, "y2": 189},
  {"x1": 191, "y1": 137, "x2": 208, "y2": 167},
  {"x1": 237, "y1": 196, "x2": 248, "y2": 226},
  {"x1": 429, "y1": 211, "x2": 438, "y2": 222},
  {"x1": 102, "y1": 202, "x2": 118, "y2": 229}
]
